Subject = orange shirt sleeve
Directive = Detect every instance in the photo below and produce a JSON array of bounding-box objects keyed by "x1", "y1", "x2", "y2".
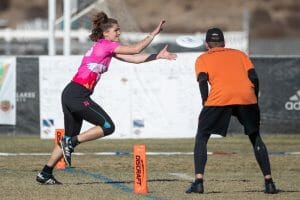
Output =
[
  {"x1": 195, "y1": 56, "x2": 207, "y2": 80},
  {"x1": 241, "y1": 52, "x2": 254, "y2": 71}
]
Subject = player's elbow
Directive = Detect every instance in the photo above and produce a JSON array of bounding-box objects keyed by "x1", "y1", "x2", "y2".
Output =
[
  {"x1": 248, "y1": 69, "x2": 258, "y2": 82},
  {"x1": 198, "y1": 72, "x2": 208, "y2": 83}
]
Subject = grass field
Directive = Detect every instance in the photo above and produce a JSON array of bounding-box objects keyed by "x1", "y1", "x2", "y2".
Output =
[{"x1": 0, "y1": 134, "x2": 299, "y2": 200}]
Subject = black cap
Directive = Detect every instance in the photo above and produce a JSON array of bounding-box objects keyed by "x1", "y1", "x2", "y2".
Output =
[{"x1": 205, "y1": 28, "x2": 224, "y2": 42}]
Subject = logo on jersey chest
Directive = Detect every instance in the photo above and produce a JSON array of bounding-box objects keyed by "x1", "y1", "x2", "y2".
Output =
[{"x1": 87, "y1": 63, "x2": 108, "y2": 74}]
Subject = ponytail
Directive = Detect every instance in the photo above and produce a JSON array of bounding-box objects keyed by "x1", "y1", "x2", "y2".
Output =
[{"x1": 89, "y1": 12, "x2": 118, "y2": 42}]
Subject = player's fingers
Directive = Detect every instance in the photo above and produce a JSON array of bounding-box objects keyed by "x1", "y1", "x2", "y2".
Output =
[{"x1": 163, "y1": 44, "x2": 168, "y2": 51}]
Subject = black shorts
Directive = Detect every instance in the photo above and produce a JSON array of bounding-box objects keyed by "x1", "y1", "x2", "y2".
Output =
[
  {"x1": 61, "y1": 81, "x2": 114, "y2": 137},
  {"x1": 197, "y1": 104, "x2": 260, "y2": 137}
]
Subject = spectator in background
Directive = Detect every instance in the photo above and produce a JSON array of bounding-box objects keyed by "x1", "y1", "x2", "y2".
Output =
[
  {"x1": 36, "y1": 11, "x2": 176, "y2": 184},
  {"x1": 186, "y1": 28, "x2": 277, "y2": 194}
]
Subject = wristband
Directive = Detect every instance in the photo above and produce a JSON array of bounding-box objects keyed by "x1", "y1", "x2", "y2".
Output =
[{"x1": 145, "y1": 54, "x2": 158, "y2": 62}]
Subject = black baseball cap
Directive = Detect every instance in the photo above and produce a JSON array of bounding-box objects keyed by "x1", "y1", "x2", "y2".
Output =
[{"x1": 205, "y1": 28, "x2": 224, "y2": 42}]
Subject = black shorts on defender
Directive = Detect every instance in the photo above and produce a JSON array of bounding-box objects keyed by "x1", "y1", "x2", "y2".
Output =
[
  {"x1": 197, "y1": 104, "x2": 260, "y2": 136},
  {"x1": 61, "y1": 81, "x2": 115, "y2": 137}
]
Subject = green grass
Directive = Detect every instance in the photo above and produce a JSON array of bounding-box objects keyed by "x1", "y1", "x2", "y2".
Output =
[{"x1": 0, "y1": 135, "x2": 299, "y2": 200}]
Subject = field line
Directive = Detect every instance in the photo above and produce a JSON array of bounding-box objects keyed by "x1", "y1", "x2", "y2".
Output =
[
  {"x1": 64, "y1": 168, "x2": 164, "y2": 200},
  {"x1": 0, "y1": 151, "x2": 299, "y2": 156}
]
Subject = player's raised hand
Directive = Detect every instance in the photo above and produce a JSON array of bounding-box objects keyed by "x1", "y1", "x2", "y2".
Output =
[{"x1": 151, "y1": 20, "x2": 166, "y2": 36}]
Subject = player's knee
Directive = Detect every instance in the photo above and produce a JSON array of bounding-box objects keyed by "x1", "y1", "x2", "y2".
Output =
[
  {"x1": 256, "y1": 138, "x2": 266, "y2": 150},
  {"x1": 103, "y1": 121, "x2": 115, "y2": 136},
  {"x1": 252, "y1": 135, "x2": 267, "y2": 153}
]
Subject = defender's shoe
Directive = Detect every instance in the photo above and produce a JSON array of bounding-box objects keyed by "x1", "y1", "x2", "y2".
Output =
[
  {"x1": 60, "y1": 137, "x2": 74, "y2": 167},
  {"x1": 265, "y1": 181, "x2": 278, "y2": 194},
  {"x1": 186, "y1": 181, "x2": 204, "y2": 193},
  {"x1": 36, "y1": 172, "x2": 62, "y2": 185}
]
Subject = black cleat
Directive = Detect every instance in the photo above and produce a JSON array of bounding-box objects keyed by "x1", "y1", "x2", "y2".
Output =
[
  {"x1": 186, "y1": 181, "x2": 204, "y2": 194},
  {"x1": 265, "y1": 181, "x2": 278, "y2": 194},
  {"x1": 60, "y1": 137, "x2": 73, "y2": 167},
  {"x1": 36, "y1": 172, "x2": 62, "y2": 185}
]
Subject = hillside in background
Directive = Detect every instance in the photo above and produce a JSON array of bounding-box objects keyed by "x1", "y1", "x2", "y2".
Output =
[
  {"x1": 0, "y1": 0, "x2": 300, "y2": 55},
  {"x1": 0, "y1": 0, "x2": 299, "y2": 38},
  {"x1": 124, "y1": 0, "x2": 300, "y2": 38}
]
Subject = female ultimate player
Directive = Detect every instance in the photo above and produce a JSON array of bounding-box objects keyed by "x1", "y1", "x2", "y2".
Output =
[{"x1": 36, "y1": 12, "x2": 177, "y2": 184}]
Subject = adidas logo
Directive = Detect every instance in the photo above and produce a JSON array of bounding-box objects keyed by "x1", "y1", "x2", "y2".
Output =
[{"x1": 285, "y1": 90, "x2": 300, "y2": 110}]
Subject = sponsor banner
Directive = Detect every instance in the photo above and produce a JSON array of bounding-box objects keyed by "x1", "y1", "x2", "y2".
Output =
[
  {"x1": 16, "y1": 57, "x2": 40, "y2": 134},
  {"x1": 39, "y1": 55, "x2": 300, "y2": 138},
  {"x1": 39, "y1": 55, "x2": 134, "y2": 139},
  {"x1": 0, "y1": 57, "x2": 16, "y2": 125},
  {"x1": 285, "y1": 90, "x2": 300, "y2": 111},
  {"x1": 228, "y1": 57, "x2": 300, "y2": 134},
  {"x1": 39, "y1": 54, "x2": 201, "y2": 139},
  {"x1": 125, "y1": 53, "x2": 200, "y2": 138},
  {"x1": 39, "y1": 56, "x2": 82, "y2": 139},
  {"x1": 256, "y1": 57, "x2": 300, "y2": 133}
]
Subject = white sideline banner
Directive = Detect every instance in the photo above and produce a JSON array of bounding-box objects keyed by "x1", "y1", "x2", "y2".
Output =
[
  {"x1": 39, "y1": 56, "x2": 81, "y2": 139},
  {"x1": 39, "y1": 53, "x2": 202, "y2": 139},
  {"x1": 0, "y1": 57, "x2": 16, "y2": 125}
]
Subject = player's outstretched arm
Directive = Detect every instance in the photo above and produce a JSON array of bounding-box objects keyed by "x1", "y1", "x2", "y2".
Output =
[
  {"x1": 114, "y1": 20, "x2": 165, "y2": 55},
  {"x1": 115, "y1": 45, "x2": 177, "y2": 64}
]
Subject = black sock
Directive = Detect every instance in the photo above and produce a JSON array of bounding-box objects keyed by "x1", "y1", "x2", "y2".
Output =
[
  {"x1": 265, "y1": 178, "x2": 273, "y2": 184},
  {"x1": 195, "y1": 178, "x2": 203, "y2": 184},
  {"x1": 71, "y1": 136, "x2": 80, "y2": 148},
  {"x1": 41, "y1": 165, "x2": 54, "y2": 177}
]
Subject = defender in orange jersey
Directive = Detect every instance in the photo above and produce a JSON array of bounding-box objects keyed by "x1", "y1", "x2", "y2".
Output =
[{"x1": 186, "y1": 28, "x2": 277, "y2": 194}]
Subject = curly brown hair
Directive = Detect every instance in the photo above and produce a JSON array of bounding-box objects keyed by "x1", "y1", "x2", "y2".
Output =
[{"x1": 89, "y1": 12, "x2": 118, "y2": 42}]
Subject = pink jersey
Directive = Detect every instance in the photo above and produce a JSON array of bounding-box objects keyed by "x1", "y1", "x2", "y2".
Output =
[{"x1": 72, "y1": 39, "x2": 120, "y2": 91}]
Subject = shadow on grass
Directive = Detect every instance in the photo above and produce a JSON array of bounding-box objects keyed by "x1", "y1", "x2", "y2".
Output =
[
  {"x1": 209, "y1": 179, "x2": 250, "y2": 182},
  {"x1": 204, "y1": 191, "x2": 223, "y2": 194},
  {"x1": 275, "y1": 189, "x2": 300, "y2": 193},
  {"x1": 95, "y1": 178, "x2": 183, "y2": 184},
  {"x1": 74, "y1": 181, "x2": 102, "y2": 185},
  {"x1": 187, "y1": 189, "x2": 300, "y2": 194},
  {"x1": 65, "y1": 178, "x2": 184, "y2": 186},
  {"x1": 237, "y1": 189, "x2": 300, "y2": 193}
]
